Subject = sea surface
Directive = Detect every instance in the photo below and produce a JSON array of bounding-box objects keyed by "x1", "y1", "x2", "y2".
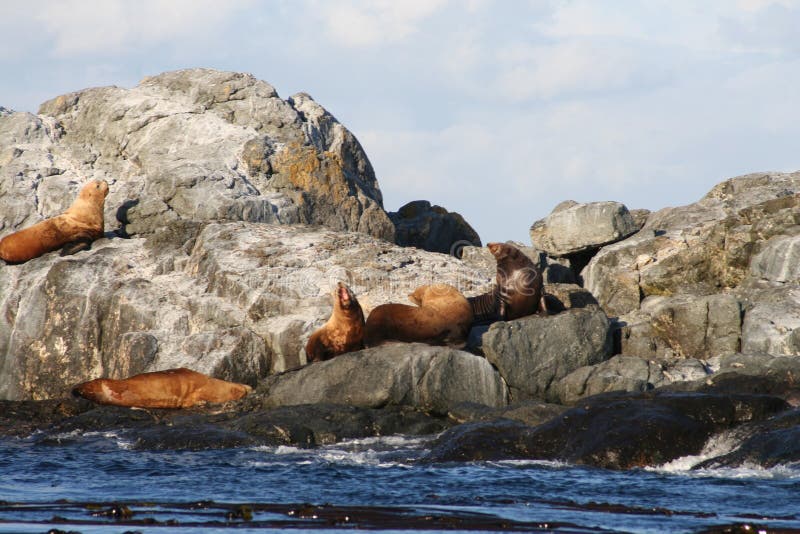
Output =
[{"x1": 1, "y1": 430, "x2": 799, "y2": 533}]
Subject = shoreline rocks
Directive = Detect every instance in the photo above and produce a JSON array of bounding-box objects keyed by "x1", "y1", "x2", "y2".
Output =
[{"x1": 2, "y1": 69, "x2": 800, "y2": 471}]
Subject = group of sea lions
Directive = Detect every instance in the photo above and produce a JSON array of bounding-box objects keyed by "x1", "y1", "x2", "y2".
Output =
[
  {"x1": 1, "y1": 180, "x2": 546, "y2": 409},
  {"x1": 305, "y1": 241, "x2": 547, "y2": 362}
]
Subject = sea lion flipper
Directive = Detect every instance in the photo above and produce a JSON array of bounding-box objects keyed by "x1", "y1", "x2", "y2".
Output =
[{"x1": 60, "y1": 239, "x2": 92, "y2": 256}]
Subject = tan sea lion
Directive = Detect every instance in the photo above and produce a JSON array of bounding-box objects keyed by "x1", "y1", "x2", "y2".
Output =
[
  {"x1": 0, "y1": 179, "x2": 109, "y2": 264},
  {"x1": 71, "y1": 368, "x2": 252, "y2": 409},
  {"x1": 364, "y1": 283, "x2": 473, "y2": 347},
  {"x1": 305, "y1": 282, "x2": 365, "y2": 363},
  {"x1": 468, "y1": 242, "x2": 546, "y2": 324}
]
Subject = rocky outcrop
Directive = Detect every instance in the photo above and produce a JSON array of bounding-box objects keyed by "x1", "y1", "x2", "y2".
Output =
[
  {"x1": 481, "y1": 307, "x2": 613, "y2": 402},
  {"x1": 258, "y1": 344, "x2": 509, "y2": 415},
  {"x1": 1, "y1": 68, "x2": 394, "y2": 242},
  {"x1": 0, "y1": 222, "x2": 490, "y2": 401},
  {"x1": 389, "y1": 200, "x2": 481, "y2": 256},
  {"x1": 582, "y1": 173, "x2": 800, "y2": 317}
]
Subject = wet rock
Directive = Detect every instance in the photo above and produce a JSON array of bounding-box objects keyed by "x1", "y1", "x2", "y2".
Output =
[
  {"x1": 389, "y1": 200, "x2": 481, "y2": 256},
  {"x1": 258, "y1": 344, "x2": 509, "y2": 415},
  {"x1": 4, "y1": 398, "x2": 452, "y2": 450},
  {"x1": 529, "y1": 201, "x2": 639, "y2": 257},
  {"x1": 693, "y1": 409, "x2": 800, "y2": 469},
  {"x1": 447, "y1": 400, "x2": 567, "y2": 426},
  {"x1": 425, "y1": 391, "x2": 790, "y2": 469},
  {"x1": 482, "y1": 307, "x2": 613, "y2": 402}
]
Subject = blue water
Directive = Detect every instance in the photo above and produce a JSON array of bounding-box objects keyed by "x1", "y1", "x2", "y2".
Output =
[{"x1": 1, "y1": 431, "x2": 800, "y2": 533}]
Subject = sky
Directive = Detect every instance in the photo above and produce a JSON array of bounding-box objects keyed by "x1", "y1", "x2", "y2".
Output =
[{"x1": 2, "y1": 0, "x2": 799, "y2": 244}]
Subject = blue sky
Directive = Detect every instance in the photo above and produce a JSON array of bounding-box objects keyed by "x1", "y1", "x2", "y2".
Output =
[{"x1": 2, "y1": 0, "x2": 799, "y2": 243}]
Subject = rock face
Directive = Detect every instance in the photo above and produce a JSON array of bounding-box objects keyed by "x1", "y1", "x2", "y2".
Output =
[
  {"x1": 583, "y1": 173, "x2": 800, "y2": 317},
  {"x1": 481, "y1": 307, "x2": 613, "y2": 402},
  {"x1": 529, "y1": 201, "x2": 640, "y2": 257},
  {"x1": 1, "y1": 68, "x2": 394, "y2": 242},
  {"x1": 259, "y1": 344, "x2": 509, "y2": 415},
  {"x1": 389, "y1": 200, "x2": 481, "y2": 256},
  {"x1": 0, "y1": 222, "x2": 490, "y2": 400}
]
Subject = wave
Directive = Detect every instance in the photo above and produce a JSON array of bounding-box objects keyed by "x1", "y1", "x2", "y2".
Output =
[
  {"x1": 649, "y1": 429, "x2": 800, "y2": 479},
  {"x1": 248, "y1": 434, "x2": 431, "y2": 468}
]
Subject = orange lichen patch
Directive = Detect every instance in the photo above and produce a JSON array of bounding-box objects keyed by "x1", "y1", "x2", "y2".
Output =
[{"x1": 272, "y1": 142, "x2": 351, "y2": 204}]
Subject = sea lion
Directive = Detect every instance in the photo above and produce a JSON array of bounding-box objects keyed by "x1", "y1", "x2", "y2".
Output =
[
  {"x1": 468, "y1": 242, "x2": 546, "y2": 324},
  {"x1": 305, "y1": 282, "x2": 365, "y2": 363},
  {"x1": 364, "y1": 283, "x2": 473, "y2": 347},
  {"x1": 0, "y1": 179, "x2": 109, "y2": 264},
  {"x1": 71, "y1": 368, "x2": 252, "y2": 409}
]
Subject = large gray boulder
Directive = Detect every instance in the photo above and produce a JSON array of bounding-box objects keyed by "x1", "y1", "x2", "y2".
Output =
[
  {"x1": 259, "y1": 344, "x2": 509, "y2": 414},
  {"x1": 481, "y1": 307, "x2": 613, "y2": 402},
  {"x1": 618, "y1": 294, "x2": 742, "y2": 360},
  {"x1": 741, "y1": 287, "x2": 800, "y2": 356},
  {"x1": 0, "y1": 68, "x2": 394, "y2": 241},
  {"x1": 0, "y1": 222, "x2": 491, "y2": 401},
  {"x1": 529, "y1": 201, "x2": 640, "y2": 257}
]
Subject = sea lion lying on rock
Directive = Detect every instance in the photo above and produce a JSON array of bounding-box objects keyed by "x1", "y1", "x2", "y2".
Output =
[
  {"x1": 364, "y1": 284, "x2": 473, "y2": 347},
  {"x1": 306, "y1": 282, "x2": 365, "y2": 363},
  {"x1": 469, "y1": 242, "x2": 546, "y2": 324},
  {"x1": 72, "y1": 368, "x2": 252, "y2": 409},
  {"x1": 0, "y1": 179, "x2": 109, "y2": 263}
]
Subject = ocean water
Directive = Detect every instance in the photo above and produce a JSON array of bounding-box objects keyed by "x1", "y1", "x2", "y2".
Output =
[{"x1": 1, "y1": 430, "x2": 799, "y2": 533}]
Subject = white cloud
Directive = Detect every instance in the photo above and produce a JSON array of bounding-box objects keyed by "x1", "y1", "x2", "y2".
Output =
[
  {"x1": 314, "y1": 0, "x2": 449, "y2": 47},
  {"x1": 494, "y1": 40, "x2": 652, "y2": 100},
  {"x1": 32, "y1": 0, "x2": 254, "y2": 57}
]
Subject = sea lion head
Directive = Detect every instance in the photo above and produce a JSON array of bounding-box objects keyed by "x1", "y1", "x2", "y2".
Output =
[
  {"x1": 334, "y1": 281, "x2": 360, "y2": 311},
  {"x1": 78, "y1": 179, "x2": 109, "y2": 202},
  {"x1": 487, "y1": 242, "x2": 521, "y2": 262}
]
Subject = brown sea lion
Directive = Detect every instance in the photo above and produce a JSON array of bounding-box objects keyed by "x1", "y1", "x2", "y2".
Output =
[
  {"x1": 468, "y1": 242, "x2": 546, "y2": 324},
  {"x1": 364, "y1": 283, "x2": 473, "y2": 347},
  {"x1": 0, "y1": 179, "x2": 109, "y2": 264},
  {"x1": 71, "y1": 368, "x2": 252, "y2": 409},
  {"x1": 305, "y1": 282, "x2": 365, "y2": 363}
]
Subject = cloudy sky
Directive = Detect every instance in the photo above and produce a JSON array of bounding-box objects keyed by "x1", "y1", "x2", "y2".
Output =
[{"x1": 2, "y1": 0, "x2": 799, "y2": 243}]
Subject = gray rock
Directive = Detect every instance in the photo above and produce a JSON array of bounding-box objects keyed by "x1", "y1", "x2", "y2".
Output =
[
  {"x1": 2, "y1": 68, "x2": 394, "y2": 242},
  {"x1": 741, "y1": 287, "x2": 800, "y2": 355},
  {"x1": 0, "y1": 222, "x2": 491, "y2": 401},
  {"x1": 750, "y1": 234, "x2": 800, "y2": 283},
  {"x1": 389, "y1": 200, "x2": 481, "y2": 256},
  {"x1": 530, "y1": 201, "x2": 639, "y2": 257},
  {"x1": 618, "y1": 294, "x2": 742, "y2": 360},
  {"x1": 481, "y1": 307, "x2": 613, "y2": 402},
  {"x1": 259, "y1": 344, "x2": 509, "y2": 415},
  {"x1": 552, "y1": 356, "x2": 661, "y2": 404},
  {"x1": 583, "y1": 172, "x2": 800, "y2": 317},
  {"x1": 552, "y1": 355, "x2": 713, "y2": 404}
]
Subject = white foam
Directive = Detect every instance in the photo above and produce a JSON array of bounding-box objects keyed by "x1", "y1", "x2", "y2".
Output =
[
  {"x1": 248, "y1": 434, "x2": 428, "y2": 468},
  {"x1": 650, "y1": 429, "x2": 743, "y2": 473}
]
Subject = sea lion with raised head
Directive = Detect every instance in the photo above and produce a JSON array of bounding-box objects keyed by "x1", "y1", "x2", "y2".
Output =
[
  {"x1": 0, "y1": 179, "x2": 109, "y2": 264},
  {"x1": 468, "y1": 242, "x2": 546, "y2": 324},
  {"x1": 305, "y1": 282, "x2": 365, "y2": 363},
  {"x1": 71, "y1": 368, "x2": 252, "y2": 409},
  {"x1": 364, "y1": 283, "x2": 473, "y2": 347}
]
